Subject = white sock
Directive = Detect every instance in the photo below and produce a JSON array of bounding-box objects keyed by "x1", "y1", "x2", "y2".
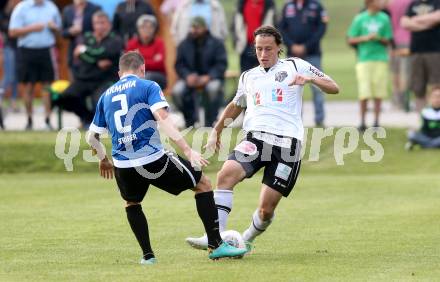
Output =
[
  {"x1": 214, "y1": 189, "x2": 233, "y2": 232},
  {"x1": 242, "y1": 209, "x2": 275, "y2": 242}
]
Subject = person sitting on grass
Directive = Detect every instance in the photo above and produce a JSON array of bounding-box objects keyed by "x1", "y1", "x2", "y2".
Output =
[{"x1": 406, "y1": 86, "x2": 440, "y2": 150}]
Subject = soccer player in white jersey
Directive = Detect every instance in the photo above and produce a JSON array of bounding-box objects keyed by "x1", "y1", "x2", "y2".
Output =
[
  {"x1": 186, "y1": 26, "x2": 339, "y2": 252},
  {"x1": 87, "y1": 51, "x2": 246, "y2": 265}
]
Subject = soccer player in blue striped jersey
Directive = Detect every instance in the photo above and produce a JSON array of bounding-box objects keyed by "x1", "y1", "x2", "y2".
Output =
[{"x1": 87, "y1": 51, "x2": 246, "y2": 264}]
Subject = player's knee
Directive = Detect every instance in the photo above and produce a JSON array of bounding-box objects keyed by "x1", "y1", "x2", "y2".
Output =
[
  {"x1": 194, "y1": 174, "x2": 212, "y2": 193},
  {"x1": 217, "y1": 168, "x2": 241, "y2": 188},
  {"x1": 259, "y1": 207, "x2": 274, "y2": 221}
]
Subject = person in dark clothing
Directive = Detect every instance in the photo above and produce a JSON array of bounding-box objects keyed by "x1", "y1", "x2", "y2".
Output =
[
  {"x1": 406, "y1": 86, "x2": 440, "y2": 150},
  {"x1": 232, "y1": 0, "x2": 276, "y2": 73},
  {"x1": 62, "y1": 0, "x2": 101, "y2": 78},
  {"x1": 172, "y1": 16, "x2": 227, "y2": 128},
  {"x1": 113, "y1": 0, "x2": 156, "y2": 43},
  {"x1": 279, "y1": 0, "x2": 328, "y2": 126},
  {"x1": 54, "y1": 11, "x2": 123, "y2": 126}
]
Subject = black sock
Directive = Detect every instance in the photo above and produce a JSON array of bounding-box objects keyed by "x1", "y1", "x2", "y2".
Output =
[
  {"x1": 45, "y1": 117, "x2": 50, "y2": 125},
  {"x1": 27, "y1": 116, "x2": 32, "y2": 125},
  {"x1": 195, "y1": 191, "x2": 222, "y2": 249},
  {"x1": 0, "y1": 108, "x2": 3, "y2": 129},
  {"x1": 125, "y1": 205, "x2": 155, "y2": 260}
]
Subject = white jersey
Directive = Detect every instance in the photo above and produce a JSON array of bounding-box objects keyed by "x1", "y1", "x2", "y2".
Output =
[{"x1": 233, "y1": 58, "x2": 326, "y2": 142}]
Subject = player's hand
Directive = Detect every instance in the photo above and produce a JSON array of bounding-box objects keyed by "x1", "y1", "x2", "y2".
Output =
[
  {"x1": 99, "y1": 156, "x2": 114, "y2": 179},
  {"x1": 289, "y1": 74, "x2": 313, "y2": 86},
  {"x1": 204, "y1": 130, "x2": 221, "y2": 152},
  {"x1": 184, "y1": 148, "x2": 210, "y2": 169},
  {"x1": 186, "y1": 74, "x2": 199, "y2": 87}
]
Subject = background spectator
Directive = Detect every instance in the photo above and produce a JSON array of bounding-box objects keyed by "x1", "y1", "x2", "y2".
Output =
[
  {"x1": 171, "y1": 0, "x2": 228, "y2": 45},
  {"x1": 125, "y1": 15, "x2": 167, "y2": 89},
  {"x1": 160, "y1": 0, "x2": 180, "y2": 20},
  {"x1": 0, "y1": 0, "x2": 20, "y2": 118},
  {"x1": 9, "y1": 0, "x2": 61, "y2": 130},
  {"x1": 54, "y1": 11, "x2": 123, "y2": 127},
  {"x1": 401, "y1": 0, "x2": 440, "y2": 112},
  {"x1": 279, "y1": 0, "x2": 328, "y2": 126},
  {"x1": 347, "y1": 0, "x2": 392, "y2": 131},
  {"x1": 387, "y1": 0, "x2": 412, "y2": 111},
  {"x1": 172, "y1": 16, "x2": 227, "y2": 127},
  {"x1": 62, "y1": 0, "x2": 101, "y2": 79},
  {"x1": 88, "y1": 0, "x2": 122, "y2": 20},
  {"x1": 232, "y1": 0, "x2": 276, "y2": 72},
  {"x1": 113, "y1": 0, "x2": 156, "y2": 43},
  {"x1": 406, "y1": 86, "x2": 440, "y2": 149}
]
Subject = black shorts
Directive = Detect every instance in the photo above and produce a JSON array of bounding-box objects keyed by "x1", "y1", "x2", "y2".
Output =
[
  {"x1": 114, "y1": 151, "x2": 202, "y2": 202},
  {"x1": 228, "y1": 132, "x2": 302, "y2": 197},
  {"x1": 17, "y1": 47, "x2": 55, "y2": 83}
]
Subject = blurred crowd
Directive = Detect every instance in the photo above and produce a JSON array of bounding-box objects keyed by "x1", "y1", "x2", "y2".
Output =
[{"x1": 0, "y1": 0, "x2": 439, "y2": 149}]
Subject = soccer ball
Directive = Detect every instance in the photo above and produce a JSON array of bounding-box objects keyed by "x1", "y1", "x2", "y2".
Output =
[{"x1": 221, "y1": 230, "x2": 246, "y2": 249}]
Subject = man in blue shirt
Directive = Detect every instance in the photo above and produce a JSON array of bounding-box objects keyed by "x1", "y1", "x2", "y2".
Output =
[
  {"x1": 87, "y1": 51, "x2": 246, "y2": 264},
  {"x1": 9, "y1": 0, "x2": 61, "y2": 130},
  {"x1": 279, "y1": 0, "x2": 328, "y2": 126}
]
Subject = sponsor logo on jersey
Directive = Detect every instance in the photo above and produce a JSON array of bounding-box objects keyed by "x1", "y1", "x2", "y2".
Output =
[
  {"x1": 286, "y1": 3, "x2": 296, "y2": 17},
  {"x1": 309, "y1": 66, "x2": 324, "y2": 78},
  {"x1": 253, "y1": 92, "x2": 262, "y2": 105},
  {"x1": 275, "y1": 71, "x2": 288, "y2": 82},
  {"x1": 271, "y1": 88, "x2": 283, "y2": 102}
]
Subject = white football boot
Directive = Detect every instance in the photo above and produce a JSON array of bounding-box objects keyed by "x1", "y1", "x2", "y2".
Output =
[{"x1": 185, "y1": 234, "x2": 208, "y2": 250}]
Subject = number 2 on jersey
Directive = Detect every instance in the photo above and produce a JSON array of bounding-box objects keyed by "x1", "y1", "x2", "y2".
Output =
[{"x1": 112, "y1": 94, "x2": 132, "y2": 133}]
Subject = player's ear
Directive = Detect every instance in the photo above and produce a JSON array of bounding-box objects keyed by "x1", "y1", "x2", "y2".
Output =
[{"x1": 118, "y1": 70, "x2": 122, "y2": 78}]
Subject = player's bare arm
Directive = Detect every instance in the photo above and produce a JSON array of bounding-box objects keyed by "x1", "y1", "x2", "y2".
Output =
[
  {"x1": 290, "y1": 73, "x2": 340, "y2": 94},
  {"x1": 86, "y1": 131, "x2": 114, "y2": 179},
  {"x1": 153, "y1": 108, "x2": 209, "y2": 168},
  {"x1": 205, "y1": 102, "x2": 243, "y2": 152}
]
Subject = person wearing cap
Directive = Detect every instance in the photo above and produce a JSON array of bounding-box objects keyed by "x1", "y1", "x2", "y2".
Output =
[
  {"x1": 172, "y1": 16, "x2": 227, "y2": 127},
  {"x1": 171, "y1": 0, "x2": 228, "y2": 45},
  {"x1": 125, "y1": 15, "x2": 167, "y2": 89}
]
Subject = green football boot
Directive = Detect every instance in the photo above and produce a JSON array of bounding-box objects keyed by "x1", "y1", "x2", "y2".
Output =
[{"x1": 208, "y1": 242, "x2": 247, "y2": 260}]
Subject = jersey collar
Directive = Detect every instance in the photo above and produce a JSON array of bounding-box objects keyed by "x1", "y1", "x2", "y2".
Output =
[
  {"x1": 258, "y1": 60, "x2": 282, "y2": 73},
  {"x1": 120, "y1": 74, "x2": 139, "y2": 80}
]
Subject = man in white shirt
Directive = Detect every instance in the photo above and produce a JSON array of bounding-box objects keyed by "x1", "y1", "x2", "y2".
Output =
[{"x1": 186, "y1": 25, "x2": 339, "y2": 252}]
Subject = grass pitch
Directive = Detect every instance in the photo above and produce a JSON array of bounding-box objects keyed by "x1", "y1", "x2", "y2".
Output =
[{"x1": 0, "y1": 173, "x2": 439, "y2": 281}]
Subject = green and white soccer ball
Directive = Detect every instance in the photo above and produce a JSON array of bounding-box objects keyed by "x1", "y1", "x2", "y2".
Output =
[{"x1": 221, "y1": 230, "x2": 246, "y2": 249}]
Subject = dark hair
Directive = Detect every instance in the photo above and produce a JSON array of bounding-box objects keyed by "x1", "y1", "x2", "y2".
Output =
[
  {"x1": 254, "y1": 25, "x2": 283, "y2": 46},
  {"x1": 119, "y1": 51, "x2": 145, "y2": 72},
  {"x1": 92, "y1": 10, "x2": 110, "y2": 21},
  {"x1": 253, "y1": 25, "x2": 283, "y2": 55}
]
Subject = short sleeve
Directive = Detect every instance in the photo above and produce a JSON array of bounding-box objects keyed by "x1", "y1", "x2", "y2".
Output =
[
  {"x1": 89, "y1": 95, "x2": 107, "y2": 134},
  {"x1": 232, "y1": 72, "x2": 247, "y2": 108},
  {"x1": 148, "y1": 82, "x2": 169, "y2": 113},
  {"x1": 405, "y1": 3, "x2": 414, "y2": 17},
  {"x1": 347, "y1": 15, "x2": 360, "y2": 38},
  {"x1": 381, "y1": 15, "x2": 393, "y2": 40},
  {"x1": 294, "y1": 58, "x2": 328, "y2": 80},
  {"x1": 9, "y1": 4, "x2": 24, "y2": 30}
]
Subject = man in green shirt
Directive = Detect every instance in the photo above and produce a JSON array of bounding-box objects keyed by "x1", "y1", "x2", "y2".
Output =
[{"x1": 347, "y1": 0, "x2": 392, "y2": 131}]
